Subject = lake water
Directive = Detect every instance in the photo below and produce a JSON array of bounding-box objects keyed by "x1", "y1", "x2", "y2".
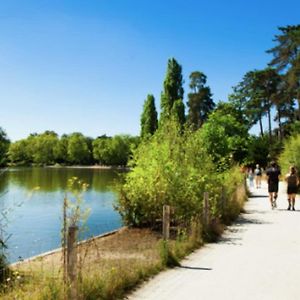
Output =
[{"x1": 0, "y1": 167, "x2": 124, "y2": 263}]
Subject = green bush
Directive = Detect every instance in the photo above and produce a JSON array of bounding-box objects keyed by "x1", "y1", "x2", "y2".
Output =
[
  {"x1": 118, "y1": 120, "x2": 245, "y2": 228},
  {"x1": 118, "y1": 121, "x2": 212, "y2": 226},
  {"x1": 279, "y1": 134, "x2": 300, "y2": 174}
]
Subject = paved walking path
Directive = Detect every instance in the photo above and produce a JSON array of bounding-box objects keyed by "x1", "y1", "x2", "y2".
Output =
[{"x1": 128, "y1": 181, "x2": 300, "y2": 300}]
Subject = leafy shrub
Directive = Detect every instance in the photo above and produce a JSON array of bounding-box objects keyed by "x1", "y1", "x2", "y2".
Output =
[
  {"x1": 118, "y1": 120, "x2": 245, "y2": 228},
  {"x1": 279, "y1": 134, "x2": 300, "y2": 174}
]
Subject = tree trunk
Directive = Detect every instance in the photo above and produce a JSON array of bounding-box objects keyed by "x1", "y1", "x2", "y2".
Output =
[
  {"x1": 259, "y1": 117, "x2": 264, "y2": 137},
  {"x1": 277, "y1": 107, "x2": 283, "y2": 141},
  {"x1": 267, "y1": 103, "x2": 272, "y2": 143}
]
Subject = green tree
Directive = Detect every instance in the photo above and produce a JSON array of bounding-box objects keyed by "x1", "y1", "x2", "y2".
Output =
[
  {"x1": 187, "y1": 71, "x2": 215, "y2": 129},
  {"x1": 267, "y1": 25, "x2": 300, "y2": 118},
  {"x1": 279, "y1": 134, "x2": 300, "y2": 174},
  {"x1": 0, "y1": 128, "x2": 10, "y2": 166},
  {"x1": 93, "y1": 135, "x2": 137, "y2": 166},
  {"x1": 246, "y1": 135, "x2": 271, "y2": 167},
  {"x1": 199, "y1": 110, "x2": 249, "y2": 168},
  {"x1": 140, "y1": 94, "x2": 158, "y2": 138},
  {"x1": 67, "y1": 133, "x2": 91, "y2": 165},
  {"x1": 271, "y1": 76, "x2": 295, "y2": 140},
  {"x1": 93, "y1": 136, "x2": 111, "y2": 165},
  {"x1": 236, "y1": 69, "x2": 280, "y2": 140},
  {"x1": 160, "y1": 58, "x2": 185, "y2": 126},
  {"x1": 31, "y1": 131, "x2": 60, "y2": 165},
  {"x1": 54, "y1": 134, "x2": 69, "y2": 164},
  {"x1": 8, "y1": 139, "x2": 31, "y2": 165}
]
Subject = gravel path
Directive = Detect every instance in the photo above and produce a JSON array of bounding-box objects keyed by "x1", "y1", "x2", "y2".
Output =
[{"x1": 128, "y1": 181, "x2": 300, "y2": 300}]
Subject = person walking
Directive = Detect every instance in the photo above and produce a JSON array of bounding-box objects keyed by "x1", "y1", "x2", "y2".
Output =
[
  {"x1": 254, "y1": 164, "x2": 262, "y2": 188},
  {"x1": 266, "y1": 161, "x2": 281, "y2": 209},
  {"x1": 285, "y1": 166, "x2": 299, "y2": 211},
  {"x1": 248, "y1": 168, "x2": 254, "y2": 187}
]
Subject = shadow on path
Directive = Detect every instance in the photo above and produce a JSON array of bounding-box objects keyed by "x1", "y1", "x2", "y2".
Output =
[
  {"x1": 218, "y1": 214, "x2": 271, "y2": 246},
  {"x1": 248, "y1": 195, "x2": 269, "y2": 198},
  {"x1": 178, "y1": 266, "x2": 212, "y2": 271},
  {"x1": 236, "y1": 215, "x2": 270, "y2": 225},
  {"x1": 277, "y1": 208, "x2": 300, "y2": 213}
]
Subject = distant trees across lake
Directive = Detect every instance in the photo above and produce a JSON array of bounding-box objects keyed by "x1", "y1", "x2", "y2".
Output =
[{"x1": 5, "y1": 131, "x2": 139, "y2": 167}]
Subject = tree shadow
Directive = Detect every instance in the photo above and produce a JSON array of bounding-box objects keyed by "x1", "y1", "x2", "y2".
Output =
[
  {"x1": 248, "y1": 195, "x2": 269, "y2": 198},
  {"x1": 242, "y1": 209, "x2": 270, "y2": 215},
  {"x1": 236, "y1": 215, "x2": 270, "y2": 224},
  {"x1": 277, "y1": 208, "x2": 300, "y2": 213},
  {"x1": 217, "y1": 215, "x2": 271, "y2": 246},
  {"x1": 178, "y1": 265, "x2": 212, "y2": 271}
]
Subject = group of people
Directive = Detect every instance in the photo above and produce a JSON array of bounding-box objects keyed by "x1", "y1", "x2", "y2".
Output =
[{"x1": 248, "y1": 162, "x2": 299, "y2": 210}]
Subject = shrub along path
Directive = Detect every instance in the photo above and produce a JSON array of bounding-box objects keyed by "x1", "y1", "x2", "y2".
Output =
[{"x1": 128, "y1": 180, "x2": 300, "y2": 300}]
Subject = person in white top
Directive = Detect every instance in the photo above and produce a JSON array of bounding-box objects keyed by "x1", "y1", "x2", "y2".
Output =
[{"x1": 254, "y1": 164, "x2": 262, "y2": 188}]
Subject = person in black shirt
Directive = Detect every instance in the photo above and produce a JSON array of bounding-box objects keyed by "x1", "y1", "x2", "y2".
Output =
[{"x1": 266, "y1": 161, "x2": 281, "y2": 209}]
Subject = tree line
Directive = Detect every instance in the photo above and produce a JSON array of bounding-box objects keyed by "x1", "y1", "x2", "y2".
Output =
[
  {"x1": 0, "y1": 130, "x2": 139, "y2": 166},
  {"x1": 140, "y1": 24, "x2": 300, "y2": 167}
]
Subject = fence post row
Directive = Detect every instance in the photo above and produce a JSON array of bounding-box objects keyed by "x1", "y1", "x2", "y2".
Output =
[
  {"x1": 67, "y1": 225, "x2": 78, "y2": 300},
  {"x1": 163, "y1": 205, "x2": 170, "y2": 240},
  {"x1": 203, "y1": 192, "x2": 209, "y2": 227}
]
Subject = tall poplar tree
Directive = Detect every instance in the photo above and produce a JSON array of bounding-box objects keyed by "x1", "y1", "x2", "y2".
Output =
[
  {"x1": 187, "y1": 71, "x2": 215, "y2": 129},
  {"x1": 140, "y1": 94, "x2": 158, "y2": 138},
  {"x1": 160, "y1": 58, "x2": 185, "y2": 125}
]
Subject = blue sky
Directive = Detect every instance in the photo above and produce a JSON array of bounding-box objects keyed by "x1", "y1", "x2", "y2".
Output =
[{"x1": 0, "y1": 0, "x2": 299, "y2": 141}]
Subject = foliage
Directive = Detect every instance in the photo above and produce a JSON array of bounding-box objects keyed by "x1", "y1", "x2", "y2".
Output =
[
  {"x1": 140, "y1": 94, "x2": 158, "y2": 138},
  {"x1": 118, "y1": 118, "x2": 246, "y2": 227},
  {"x1": 187, "y1": 71, "x2": 215, "y2": 129},
  {"x1": 279, "y1": 134, "x2": 300, "y2": 174},
  {"x1": 0, "y1": 128, "x2": 10, "y2": 166},
  {"x1": 65, "y1": 177, "x2": 90, "y2": 228},
  {"x1": 8, "y1": 139, "x2": 30, "y2": 165},
  {"x1": 8, "y1": 131, "x2": 138, "y2": 167},
  {"x1": 267, "y1": 25, "x2": 300, "y2": 118},
  {"x1": 93, "y1": 135, "x2": 138, "y2": 166},
  {"x1": 160, "y1": 58, "x2": 185, "y2": 126},
  {"x1": 67, "y1": 133, "x2": 92, "y2": 165},
  {"x1": 245, "y1": 135, "x2": 270, "y2": 167},
  {"x1": 199, "y1": 110, "x2": 249, "y2": 168},
  {"x1": 118, "y1": 120, "x2": 212, "y2": 226},
  {"x1": 0, "y1": 171, "x2": 9, "y2": 285}
]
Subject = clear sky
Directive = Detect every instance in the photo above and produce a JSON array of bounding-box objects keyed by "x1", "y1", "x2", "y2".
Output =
[{"x1": 0, "y1": 0, "x2": 299, "y2": 141}]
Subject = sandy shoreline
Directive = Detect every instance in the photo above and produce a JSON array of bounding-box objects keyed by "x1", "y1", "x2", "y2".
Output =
[{"x1": 10, "y1": 226, "x2": 127, "y2": 269}]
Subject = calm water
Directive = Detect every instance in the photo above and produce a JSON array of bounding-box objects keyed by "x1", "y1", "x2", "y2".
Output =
[{"x1": 0, "y1": 167, "x2": 124, "y2": 263}]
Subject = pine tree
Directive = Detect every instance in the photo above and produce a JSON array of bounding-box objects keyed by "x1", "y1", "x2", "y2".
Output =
[
  {"x1": 187, "y1": 71, "x2": 215, "y2": 129},
  {"x1": 267, "y1": 25, "x2": 300, "y2": 118},
  {"x1": 140, "y1": 94, "x2": 158, "y2": 138}
]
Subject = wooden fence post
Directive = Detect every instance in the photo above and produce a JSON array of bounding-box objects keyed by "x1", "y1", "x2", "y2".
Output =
[
  {"x1": 163, "y1": 205, "x2": 170, "y2": 240},
  {"x1": 203, "y1": 192, "x2": 209, "y2": 227},
  {"x1": 67, "y1": 225, "x2": 78, "y2": 300}
]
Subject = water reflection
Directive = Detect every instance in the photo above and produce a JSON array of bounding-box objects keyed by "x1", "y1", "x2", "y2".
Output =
[
  {"x1": 0, "y1": 167, "x2": 124, "y2": 263},
  {"x1": 6, "y1": 167, "x2": 124, "y2": 192}
]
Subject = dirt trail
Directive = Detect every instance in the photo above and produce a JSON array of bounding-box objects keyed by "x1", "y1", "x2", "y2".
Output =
[{"x1": 128, "y1": 181, "x2": 300, "y2": 300}]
